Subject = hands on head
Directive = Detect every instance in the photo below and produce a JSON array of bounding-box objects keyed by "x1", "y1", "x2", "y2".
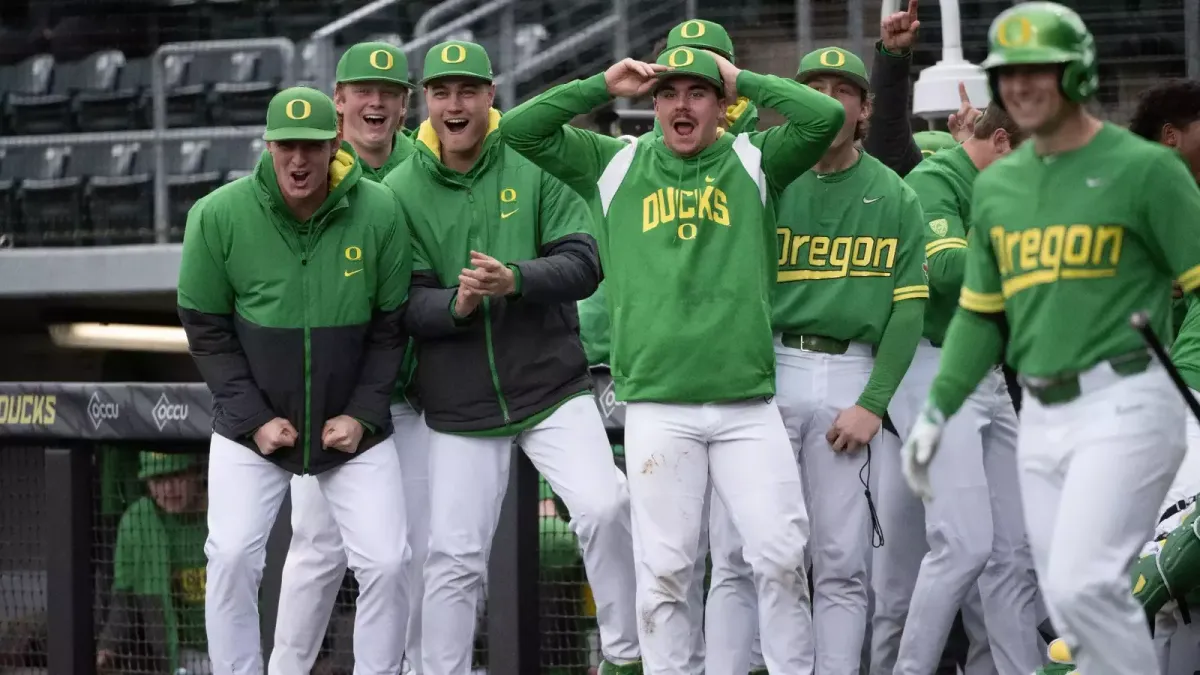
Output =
[{"x1": 604, "y1": 49, "x2": 742, "y2": 101}]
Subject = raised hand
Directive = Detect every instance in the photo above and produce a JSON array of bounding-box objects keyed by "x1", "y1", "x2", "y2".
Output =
[
  {"x1": 947, "y1": 82, "x2": 983, "y2": 142},
  {"x1": 705, "y1": 49, "x2": 742, "y2": 102},
  {"x1": 881, "y1": 0, "x2": 921, "y2": 53},
  {"x1": 604, "y1": 58, "x2": 669, "y2": 98}
]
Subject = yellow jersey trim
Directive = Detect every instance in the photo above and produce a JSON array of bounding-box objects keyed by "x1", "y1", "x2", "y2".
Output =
[
  {"x1": 1179, "y1": 263, "x2": 1200, "y2": 293},
  {"x1": 925, "y1": 238, "x2": 968, "y2": 257},
  {"x1": 959, "y1": 287, "x2": 1005, "y2": 313}
]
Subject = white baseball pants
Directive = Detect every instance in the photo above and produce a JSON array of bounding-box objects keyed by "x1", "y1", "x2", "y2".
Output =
[
  {"x1": 883, "y1": 341, "x2": 1042, "y2": 674},
  {"x1": 204, "y1": 432, "x2": 410, "y2": 675},
  {"x1": 625, "y1": 397, "x2": 812, "y2": 675},
  {"x1": 1019, "y1": 362, "x2": 1186, "y2": 675},
  {"x1": 1161, "y1": 388, "x2": 1200, "y2": 514},
  {"x1": 869, "y1": 428, "x2": 999, "y2": 675},
  {"x1": 269, "y1": 403, "x2": 429, "y2": 674},
  {"x1": 420, "y1": 395, "x2": 639, "y2": 675},
  {"x1": 777, "y1": 340, "x2": 877, "y2": 675}
]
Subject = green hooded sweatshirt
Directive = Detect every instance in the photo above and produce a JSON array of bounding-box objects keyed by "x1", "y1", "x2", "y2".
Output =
[
  {"x1": 499, "y1": 70, "x2": 845, "y2": 403},
  {"x1": 383, "y1": 110, "x2": 600, "y2": 434},
  {"x1": 178, "y1": 144, "x2": 412, "y2": 475}
]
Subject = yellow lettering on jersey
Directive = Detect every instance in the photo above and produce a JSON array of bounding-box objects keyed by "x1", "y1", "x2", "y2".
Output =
[
  {"x1": 641, "y1": 186, "x2": 729, "y2": 237},
  {"x1": 991, "y1": 223, "x2": 1123, "y2": 297},
  {"x1": 776, "y1": 231, "x2": 898, "y2": 281}
]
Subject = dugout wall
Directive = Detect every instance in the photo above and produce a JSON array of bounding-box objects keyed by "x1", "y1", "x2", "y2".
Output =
[{"x1": 0, "y1": 372, "x2": 627, "y2": 675}]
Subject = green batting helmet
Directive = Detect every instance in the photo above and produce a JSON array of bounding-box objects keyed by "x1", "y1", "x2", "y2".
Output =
[{"x1": 981, "y1": 2, "x2": 1099, "y2": 108}]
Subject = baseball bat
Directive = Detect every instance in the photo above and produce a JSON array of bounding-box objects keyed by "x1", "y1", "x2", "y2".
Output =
[{"x1": 1130, "y1": 311, "x2": 1200, "y2": 423}]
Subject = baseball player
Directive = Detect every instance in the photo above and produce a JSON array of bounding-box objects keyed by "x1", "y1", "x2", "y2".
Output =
[
  {"x1": 885, "y1": 101, "x2": 1043, "y2": 675},
  {"x1": 900, "y1": 4, "x2": 1200, "y2": 673},
  {"x1": 269, "y1": 43, "x2": 430, "y2": 675},
  {"x1": 703, "y1": 46, "x2": 927, "y2": 675},
  {"x1": 383, "y1": 41, "x2": 641, "y2": 675},
  {"x1": 178, "y1": 87, "x2": 413, "y2": 675},
  {"x1": 500, "y1": 45, "x2": 844, "y2": 674}
]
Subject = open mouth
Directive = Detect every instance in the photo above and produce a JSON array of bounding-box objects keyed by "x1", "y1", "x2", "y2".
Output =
[
  {"x1": 444, "y1": 117, "x2": 469, "y2": 133},
  {"x1": 363, "y1": 113, "x2": 387, "y2": 129},
  {"x1": 672, "y1": 120, "x2": 696, "y2": 137},
  {"x1": 290, "y1": 169, "x2": 311, "y2": 187}
]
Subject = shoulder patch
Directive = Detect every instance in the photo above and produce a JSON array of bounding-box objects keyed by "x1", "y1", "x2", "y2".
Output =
[{"x1": 929, "y1": 218, "x2": 949, "y2": 237}]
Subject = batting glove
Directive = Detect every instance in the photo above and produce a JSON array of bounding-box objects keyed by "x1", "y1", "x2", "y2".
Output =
[{"x1": 901, "y1": 401, "x2": 945, "y2": 501}]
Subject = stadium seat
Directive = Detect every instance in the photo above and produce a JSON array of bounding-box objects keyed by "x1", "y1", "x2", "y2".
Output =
[
  {"x1": 16, "y1": 145, "x2": 80, "y2": 246},
  {"x1": 158, "y1": 53, "x2": 210, "y2": 128},
  {"x1": 6, "y1": 50, "x2": 129, "y2": 135},
  {"x1": 210, "y1": 49, "x2": 286, "y2": 126},
  {"x1": 76, "y1": 55, "x2": 151, "y2": 133},
  {"x1": 165, "y1": 139, "x2": 225, "y2": 240},
  {"x1": 214, "y1": 137, "x2": 267, "y2": 182},
  {"x1": 0, "y1": 148, "x2": 27, "y2": 245},
  {"x1": 88, "y1": 142, "x2": 154, "y2": 245},
  {"x1": 2, "y1": 54, "x2": 56, "y2": 135}
]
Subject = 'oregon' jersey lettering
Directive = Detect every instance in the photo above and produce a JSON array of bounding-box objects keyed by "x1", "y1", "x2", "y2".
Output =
[
  {"x1": 960, "y1": 123, "x2": 1200, "y2": 377},
  {"x1": 773, "y1": 151, "x2": 928, "y2": 344}
]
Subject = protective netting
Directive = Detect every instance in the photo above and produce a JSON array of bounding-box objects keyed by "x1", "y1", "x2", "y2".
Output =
[{"x1": 0, "y1": 446, "x2": 47, "y2": 671}]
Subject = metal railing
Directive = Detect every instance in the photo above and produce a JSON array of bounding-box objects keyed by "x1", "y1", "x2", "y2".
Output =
[{"x1": 150, "y1": 38, "x2": 296, "y2": 242}]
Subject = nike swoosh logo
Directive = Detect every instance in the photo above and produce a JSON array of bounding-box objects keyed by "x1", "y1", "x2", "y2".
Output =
[
  {"x1": 863, "y1": 196, "x2": 883, "y2": 204},
  {"x1": 344, "y1": 269, "x2": 363, "y2": 277},
  {"x1": 501, "y1": 209, "x2": 519, "y2": 219},
  {"x1": 704, "y1": 175, "x2": 715, "y2": 183}
]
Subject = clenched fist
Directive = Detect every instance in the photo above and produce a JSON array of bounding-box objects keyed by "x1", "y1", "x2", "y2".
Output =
[
  {"x1": 254, "y1": 417, "x2": 298, "y2": 455},
  {"x1": 322, "y1": 415, "x2": 365, "y2": 453}
]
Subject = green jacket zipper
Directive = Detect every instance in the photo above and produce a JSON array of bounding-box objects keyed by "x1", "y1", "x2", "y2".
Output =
[
  {"x1": 482, "y1": 297, "x2": 512, "y2": 425},
  {"x1": 300, "y1": 230, "x2": 313, "y2": 474}
]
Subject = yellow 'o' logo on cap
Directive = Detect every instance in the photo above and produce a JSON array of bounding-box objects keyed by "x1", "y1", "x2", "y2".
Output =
[
  {"x1": 668, "y1": 48, "x2": 694, "y2": 68},
  {"x1": 680, "y1": 20, "x2": 706, "y2": 39},
  {"x1": 440, "y1": 44, "x2": 467, "y2": 64},
  {"x1": 369, "y1": 49, "x2": 394, "y2": 70},
  {"x1": 819, "y1": 49, "x2": 846, "y2": 67},
  {"x1": 996, "y1": 16, "x2": 1034, "y2": 47},
  {"x1": 285, "y1": 99, "x2": 312, "y2": 120}
]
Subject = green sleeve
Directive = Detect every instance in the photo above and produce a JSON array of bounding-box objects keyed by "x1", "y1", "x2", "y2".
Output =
[
  {"x1": 957, "y1": 196, "x2": 1007, "y2": 315},
  {"x1": 578, "y1": 282, "x2": 610, "y2": 366},
  {"x1": 497, "y1": 73, "x2": 628, "y2": 198},
  {"x1": 928, "y1": 308, "x2": 1005, "y2": 417},
  {"x1": 906, "y1": 169, "x2": 968, "y2": 296},
  {"x1": 858, "y1": 189, "x2": 928, "y2": 415},
  {"x1": 1141, "y1": 150, "x2": 1200, "y2": 293},
  {"x1": 377, "y1": 195, "x2": 413, "y2": 312},
  {"x1": 858, "y1": 299, "x2": 924, "y2": 416},
  {"x1": 177, "y1": 200, "x2": 233, "y2": 314},
  {"x1": 538, "y1": 168, "x2": 595, "y2": 242},
  {"x1": 739, "y1": 70, "x2": 845, "y2": 195}
]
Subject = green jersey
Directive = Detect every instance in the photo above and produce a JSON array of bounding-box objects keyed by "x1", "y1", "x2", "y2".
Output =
[
  {"x1": 499, "y1": 71, "x2": 844, "y2": 403},
  {"x1": 960, "y1": 123, "x2": 1200, "y2": 377},
  {"x1": 1173, "y1": 295, "x2": 1200, "y2": 392},
  {"x1": 905, "y1": 144, "x2": 978, "y2": 345},
  {"x1": 773, "y1": 150, "x2": 928, "y2": 342}
]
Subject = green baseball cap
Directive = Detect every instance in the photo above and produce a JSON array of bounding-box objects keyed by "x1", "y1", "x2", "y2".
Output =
[
  {"x1": 264, "y1": 87, "x2": 338, "y2": 141},
  {"x1": 138, "y1": 451, "x2": 198, "y2": 480},
  {"x1": 796, "y1": 46, "x2": 870, "y2": 93},
  {"x1": 337, "y1": 41, "x2": 413, "y2": 88},
  {"x1": 655, "y1": 46, "x2": 724, "y2": 94},
  {"x1": 421, "y1": 40, "x2": 493, "y2": 85},
  {"x1": 914, "y1": 130, "x2": 958, "y2": 158},
  {"x1": 664, "y1": 19, "x2": 736, "y2": 62}
]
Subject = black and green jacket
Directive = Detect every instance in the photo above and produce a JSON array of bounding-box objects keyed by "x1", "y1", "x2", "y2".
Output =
[
  {"x1": 382, "y1": 110, "x2": 600, "y2": 434},
  {"x1": 178, "y1": 144, "x2": 412, "y2": 475}
]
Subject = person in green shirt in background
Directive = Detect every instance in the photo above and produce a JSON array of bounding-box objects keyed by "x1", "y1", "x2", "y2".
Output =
[
  {"x1": 98, "y1": 452, "x2": 210, "y2": 675},
  {"x1": 913, "y1": 130, "x2": 957, "y2": 159},
  {"x1": 902, "y1": 5, "x2": 1200, "y2": 673}
]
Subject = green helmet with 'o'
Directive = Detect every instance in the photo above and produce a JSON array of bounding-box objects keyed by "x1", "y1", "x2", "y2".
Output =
[{"x1": 981, "y1": 2, "x2": 1098, "y2": 108}]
